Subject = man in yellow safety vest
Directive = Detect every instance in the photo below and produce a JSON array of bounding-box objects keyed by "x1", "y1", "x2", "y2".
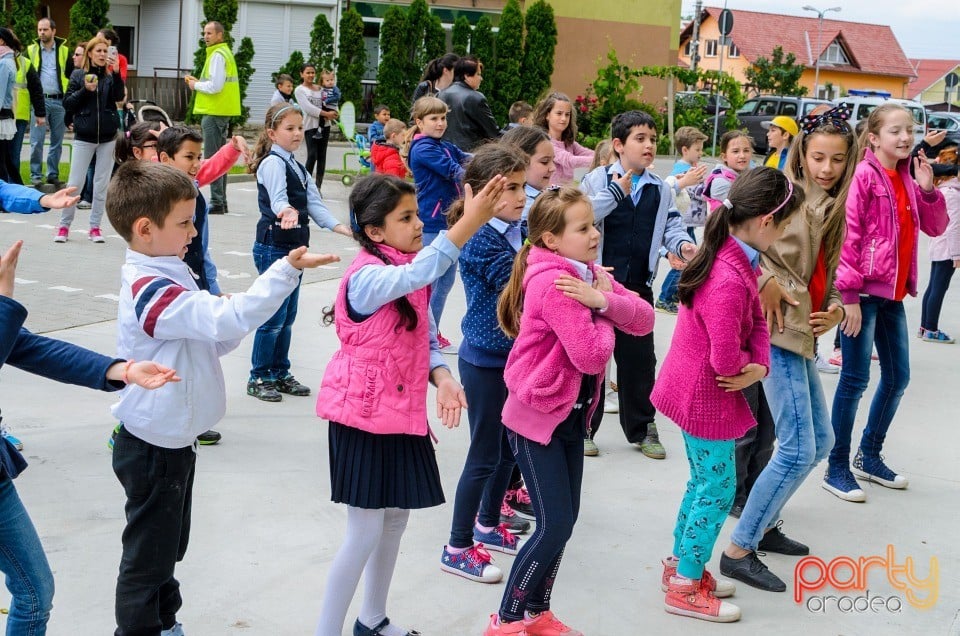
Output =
[{"x1": 25, "y1": 18, "x2": 69, "y2": 189}]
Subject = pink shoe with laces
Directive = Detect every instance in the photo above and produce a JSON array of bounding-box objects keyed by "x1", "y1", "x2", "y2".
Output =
[
  {"x1": 524, "y1": 610, "x2": 583, "y2": 636},
  {"x1": 504, "y1": 486, "x2": 534, "y2": 520},
  {"x1": 440, "y1": 543, "x2": 502, "y2": 583}
]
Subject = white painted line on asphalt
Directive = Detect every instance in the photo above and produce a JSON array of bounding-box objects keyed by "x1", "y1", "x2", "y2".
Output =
[
  {"x1": 0, "y1": 218, "x2": 27, "y2": 224},
  {"x1": 14, "y1": 278, "x2": 37, "y2": 285},
  {"x1": 36, "y1": 224, "x2": 57, "y2": 229},
  {"x1": 236, "y1": 187, "x2": 258, "y2": 192},
  {"x1": 48, "y1": 285, "x2": 82, "y2": 292},
  {"x1": 96, "y1": 294, "x2": 120, "y2": 302},
  {"x1": 344, "y1": 246, "x2": 359, "y2": 251},
  {"x1": 224, "y1": 251, "x2": 251, "y2": 256}
]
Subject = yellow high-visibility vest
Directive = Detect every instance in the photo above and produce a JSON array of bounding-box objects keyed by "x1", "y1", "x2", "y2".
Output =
[{"x1": 193, "y1": 42, "x2": 241, "y2": 117}]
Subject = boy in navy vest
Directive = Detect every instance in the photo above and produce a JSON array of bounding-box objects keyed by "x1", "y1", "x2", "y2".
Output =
[{"x1": 580, "y1": 111, "x2": 696, "y2": 459}]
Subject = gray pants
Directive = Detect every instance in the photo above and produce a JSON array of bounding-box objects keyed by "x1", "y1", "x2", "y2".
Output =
[
  {"x1": 201, "y1": 115, "x2": 230, "y2": 208},
  {"x1": 59, "y1": 139, "x2": 116, "y2": 229}
]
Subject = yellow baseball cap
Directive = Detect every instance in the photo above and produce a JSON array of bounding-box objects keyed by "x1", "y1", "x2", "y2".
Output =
[{"x1": 761, "y1": 116, "x2": 799, "y2": 137}]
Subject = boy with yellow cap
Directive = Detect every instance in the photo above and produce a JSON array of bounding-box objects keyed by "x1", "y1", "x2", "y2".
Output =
[{"x1": 761, "y1": 115, "x2": 799, "y2": 171}]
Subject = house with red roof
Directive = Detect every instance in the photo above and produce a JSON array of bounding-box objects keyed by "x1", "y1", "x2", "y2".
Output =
[
  {"x1": 679, "y1": 8, "x2": 916, "y2": 100},
  {"x1": 908, "y1": 59, "x2": 960, "y2": 109}
]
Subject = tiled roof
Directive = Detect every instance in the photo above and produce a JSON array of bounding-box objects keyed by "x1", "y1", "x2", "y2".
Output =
[
  {"x1": 907, "y1": 59, "x2": 960, "y2": 99},
  {"x1": 680, "y1": 8, "x2": 916, "y2": 79}
]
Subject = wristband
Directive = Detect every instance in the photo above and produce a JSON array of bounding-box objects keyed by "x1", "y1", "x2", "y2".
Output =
[{"x1": 122, "y1": 359, "x2": 134, "y2": 384}]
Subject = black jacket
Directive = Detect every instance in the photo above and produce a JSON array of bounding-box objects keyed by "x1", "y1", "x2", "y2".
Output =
[
  {"x1": 438, "y1": 81, "x2": 500, "y2": 152},
  {"x1": 63, "y1": 65, "x2": 125, "y2": 144}
]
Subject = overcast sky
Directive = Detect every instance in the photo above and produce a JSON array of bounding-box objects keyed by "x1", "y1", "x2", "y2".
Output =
[{"x1": 683, "y1": 0, "x2": 959, "y2": 59}]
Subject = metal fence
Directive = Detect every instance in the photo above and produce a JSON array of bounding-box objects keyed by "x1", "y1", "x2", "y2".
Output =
[{"x1": 126, "y1": 68, "x2": 193, "y2": 122}]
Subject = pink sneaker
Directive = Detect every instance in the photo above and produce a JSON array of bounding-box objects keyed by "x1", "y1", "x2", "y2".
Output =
[
  {"x1": 828, "y1": 348, "x2": 842, "y2": 367},
  {"x1": 504, "y1": 487, "x2": 534, "y2": 519},
  {"x1": 665, "y1": 576, "x2": 741, "y2": 622},
  {"x1": 54, "y1": 226, "x2": 68, "y2": 243},
  {"x1": 437, "y1": 332, "x2": 458, "y2": 355},
  {"x1": 89, "y1": 227, "x2": 104, "y2": 243},
  {"x1": 484, "y1": 614, "x2": 527, "y2": 636},
  {"x1": 660, "y1": 557, "x2": 735, "y2": 598},
  {"x1": 524, "y1": 611, "x2": 582, "y2": 636}
]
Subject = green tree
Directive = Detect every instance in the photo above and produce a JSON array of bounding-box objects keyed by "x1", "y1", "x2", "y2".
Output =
[
  {"x1": 309, "y1": 13, "x2": 335, "y2": 71},
  {"x1": 745, "y1": 46, "x2": 807, "y2": 96},
  {"x1": 404, "y1": 0, "x2": 431, "y2": 79},
  {"x1": 273, "y1": 49, "x2": 304, "y2": 84},
  {"x1": 68, "y1": 0, "x2": 110, "y2": 43},
  {"x1": 521, "y1": 0, "x2": 557, "y2": 104},
  {"x1": 451, "y1": 16, "x2": 471, "y2": 56},
  {"x1": 424, "y1": 14, "x2": 446, "y2": 63},
  {"x1": 470, "y1": 15, "x2": 494, "y2": 97},
  {"x1": 491, "y1": 0, "x2": 523, "y2": 122},
  {"x1": 232, "y1": 35, "x2": 254, "y2": 128},
  {"x1": 375, "y1": 6, "x2": 408, "y2": 120},
  {"x1": 336, "y1": 7, "x2": 366, "y2": 106},
  {"x1": 11, "y1": 0, "x2": 39, "y2": 48}
]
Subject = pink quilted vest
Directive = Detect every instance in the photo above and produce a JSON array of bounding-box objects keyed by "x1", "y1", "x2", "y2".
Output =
[{"x1": 316, "y1": 245, "x2": 432, "y2": 435}]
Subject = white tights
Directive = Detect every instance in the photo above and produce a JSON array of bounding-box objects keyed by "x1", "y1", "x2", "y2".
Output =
[{"x1": 315, "y1": 506, "x2": 411, "y2": 636}]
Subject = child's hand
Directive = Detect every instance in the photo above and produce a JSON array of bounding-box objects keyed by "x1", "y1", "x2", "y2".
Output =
[
  {"x1": 592, "y1": 267, "x2": 613, "y2": 292},
  {"x1": 666, "y1": 252, "x2": 686, "y2": 270},
  {"x1": 923, "y1": 129, "x2": 947, "y2": 147},
  {"x1": 277, "y1": 206, "x2": 300, "y2": 229},
  {"x1": 759, "y1": 277, "x2": 798, "y2": 334},
  {"x1": 285, "y1": 247, "x2": 341, "y2": 270},
  {"x1": 555, "y1": 274, "x2": 607, "y2": 310},
  {"x1": 679, "y1": 242, "x2": 697, "y2": 262},
  {"x1": 230, "y1": 135, "x2": 250, "y2": 161},
  {"x1": 841, "y1": 302, "x2": 862, "y2": 337},
  {"x1": 126, "y1": 361, "x2": 181, "y2": 389},
  {"x1": 462, "y1": 175, "x2": 507, "y2": 223},
  {"x1": 676, "y1": 164, "x2": 708, "y2": 189},
  {"x1": 914, "y1": 151, "x2": 934, "y2": 192},
  {"x1": 436, "y1": 377, "x2": 467, "y2": 429},
  {"x1": 0, "y1": 240, "x2": 23, "y2": 298},
  {"x1": 716, "y1": 363, "x2": 766, "y2": 392},
  {"x1": 613, "y1": 169, "x2": 634, "y2": 194},
  {"x1": 39, "y1": 186, "x2": 81, "y2": 211},
  {"x1": 810, "y1": 303, "x2": 844, "y2": 337}
]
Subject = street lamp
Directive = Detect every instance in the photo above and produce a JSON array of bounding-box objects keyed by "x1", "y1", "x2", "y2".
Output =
[{"x1": 802, "y1": 5, "x2": 841, "y2": 99}]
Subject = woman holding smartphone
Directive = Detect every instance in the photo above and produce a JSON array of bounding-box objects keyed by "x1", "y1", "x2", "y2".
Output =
[{"x1": 54, "y1": 36, "x2": 124, "y2": 244}]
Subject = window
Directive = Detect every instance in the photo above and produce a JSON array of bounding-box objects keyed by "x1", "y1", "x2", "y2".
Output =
[
  {"x1": 362, "y1": 21, "x2": 380, "y2": 82},
  {"x1": 728, "y1": 42, "x2": 740, "y2": 58},
  {"x1": 758, "y1": 99, "x2": 779, "y2": 116},
  {"x1": 819, "y1": 41, "x2": 849, "y2": 65},
  {"x1": 780, "y1": 102, "x2": 798, "y2": 117},
  {"x1": 683, "y1": 41, "x2": 692, "y2": 57},
  {"x1": 737, "y1": 99, "x2": 758, "y2": 116},
  {"x1": 704, "y1": 39, "x2": 718, "y2": 58}
]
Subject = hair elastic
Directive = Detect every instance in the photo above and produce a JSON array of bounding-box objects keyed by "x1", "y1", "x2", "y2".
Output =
[
  {"x1": 270, "y1": 105, "x2": 295, "y2": 126},
  {"x1": 722, "y1": 198, "x2": 733, "y2": 210}
]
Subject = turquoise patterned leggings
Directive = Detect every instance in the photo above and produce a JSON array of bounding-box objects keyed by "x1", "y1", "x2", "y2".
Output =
[{"x1": 672, "y1": 432, "x2": 736, "y2": 580}]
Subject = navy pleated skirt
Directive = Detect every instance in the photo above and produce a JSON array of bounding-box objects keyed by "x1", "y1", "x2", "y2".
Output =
[{"x1": 328, "y1": 421, "x2": 445, "y2": 509}]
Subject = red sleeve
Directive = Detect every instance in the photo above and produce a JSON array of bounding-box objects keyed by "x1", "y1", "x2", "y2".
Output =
[
  {"x1": 196, "y1": 143, "x2": 242, "y2": 187},
  {"x1": 119, "y1": 55, "x2": 128, "y2": 82}
]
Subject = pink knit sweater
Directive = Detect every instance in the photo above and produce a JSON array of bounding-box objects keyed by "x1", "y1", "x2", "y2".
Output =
[{"x1": 651, "y1": 237, "x2": 770, "y2": 441}]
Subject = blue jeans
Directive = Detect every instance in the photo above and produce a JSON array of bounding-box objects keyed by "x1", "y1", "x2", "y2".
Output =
[
  {"x1": 448, "y1": 359, "x2": 516, "y2": 549},
  {"x1": 423, "y1": 232, "x2": 457, "y2": 326},
  {"x1": 249, "y1": 242, "x2": 302, "y2": 381},
  {"x1": 0, "y1": 478, "x2": 55, "y2": 636},
  {"x1": 29, "y1": 99, "x2": 65, "y2": 182},
  {"x1": 921, "y1": 260, "x2": 955, "y2": 332},
  {"x1": 658, "y1": 227, "x2": 696, "y2": 305},
  {"x1": 830, "y1": 296, "x2": 910, "y2": 469},
  {"x1": 731, "y1": 346, "x2": 834, "y2": 551}
]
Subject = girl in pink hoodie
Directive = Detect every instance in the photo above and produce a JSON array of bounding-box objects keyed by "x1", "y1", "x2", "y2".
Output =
[
  {"x1": 484, "y1": 187, "x2": 653, "y2": 636},
  {"x1": 532, "y1": 93, "x2": 593, "y2": 184}
]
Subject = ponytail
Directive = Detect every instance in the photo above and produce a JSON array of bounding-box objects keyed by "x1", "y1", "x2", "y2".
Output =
[{"x1": 497, "y1": 243, "x2": 533, "y2": 339}]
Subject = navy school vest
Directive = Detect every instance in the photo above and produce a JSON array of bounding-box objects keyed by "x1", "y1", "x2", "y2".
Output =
[
  {"x1": 183, "y1": 191, "x2": 210, "y2": 291},
  {"x1": 256, "y1": 151, "x2": 311, "y2": 249},
  {"x1": 602, "y1": 173, "x2": 660, "y2": 286}
]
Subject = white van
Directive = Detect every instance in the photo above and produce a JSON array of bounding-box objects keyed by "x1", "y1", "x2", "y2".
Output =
[{"x1": 833, "y1": 90, "x2": 927, "y2": 146}]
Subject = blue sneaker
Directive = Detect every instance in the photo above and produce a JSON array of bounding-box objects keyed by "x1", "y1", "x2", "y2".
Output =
[
  {"x1": 473, "y1": 523, "x2": 520, "y2": 555},
  {"x1": 107, "y1": 424, "x2": 121, "y2": 451},
  {"x1": 440, "y1": 544, "x2": 502, "y2": 583},
  {"x1": 160, "y1": 623, "x2": 185, "y2": 636},
  {"x1": 919, "y1": 328, "x2": 955, "y2": 344},
  {"x1": 822, "y1": 468, "x2": 866, "y2": 502},
  {"x1": 851, "y1": 449, "x2": 908, "y2": 489}
]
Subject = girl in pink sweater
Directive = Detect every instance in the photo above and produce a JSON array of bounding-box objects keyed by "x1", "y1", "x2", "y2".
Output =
[
  {"x1": 532, "y1": 93, "x2": 593, "y2": 184},
  {"x1": 651, "y1": 167, "x2": 802, "y2": 623},
  {"x1": 485, "y1": 187, "x2": 653, "y2": 636}
]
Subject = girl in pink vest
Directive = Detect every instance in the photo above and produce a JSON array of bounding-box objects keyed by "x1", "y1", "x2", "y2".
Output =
[
  {"x1": 485, "y1": 187, "x2": 653, "y2": 636},
  {"x1": 314, "y1": 173, "x2": 505, "y2": 636},
  {"x1": 651, "y1": 167, "x2": 802, "y2": 623}
]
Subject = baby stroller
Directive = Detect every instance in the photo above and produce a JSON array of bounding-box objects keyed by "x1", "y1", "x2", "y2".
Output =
[
  {"x1": 126, "y1": 99, "x2": 175, "y2": 128},
  {"x1": 337, "y1": 102, "x2": 371, "y2": 186}
]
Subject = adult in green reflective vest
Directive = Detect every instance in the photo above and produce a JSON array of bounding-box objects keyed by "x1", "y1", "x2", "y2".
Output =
[
  {"x1": 11, "y1": 54, "x2": 46, "y2": 183},
  {"x1": 185, "y1": 21, "x2": 240, "y2": 215},
  {"x1": 26, "y1": 18, "x2": 69, "y2": 189}
]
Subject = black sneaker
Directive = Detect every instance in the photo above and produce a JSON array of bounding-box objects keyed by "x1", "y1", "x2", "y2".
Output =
[
  {"x1": 719, "y1": 551, "x2": 786, "y2": 592},
  {"x1": 728, "y1": 504, "x2": 744, "y2": 519},
  {"x1": 757, "y1": 521, "x2": 809, "y2": 556},
  {"x1": 504, "y1": 487, "x2": 535, "y2": 520},
  {"x1": 208, "y1": 204, "x2": 227, "y2": 215},
  {"x1": 46, "y1": 176, "x2": 64, "y2": 189},
  {"x1": 499, "y1": 501, "x2": 532, "y2": 535},
  {"x1": 276, "y1": 374, "x2": 311, "y2": 396},
  {"x1": 247, "y1": 379, "x2": 282, "y2": 402},
  {"x1": 197, "y1": 430, "x2": 222, "y2": 445}
]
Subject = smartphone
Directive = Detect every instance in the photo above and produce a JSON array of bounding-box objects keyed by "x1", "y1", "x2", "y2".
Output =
[{"x1": 107, "y1": 45, "x2": 117, "y2": 59}]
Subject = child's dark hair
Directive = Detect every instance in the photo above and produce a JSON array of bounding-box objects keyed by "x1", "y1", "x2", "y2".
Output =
[
  {"x1": 421, "y1": 53, "x2": 459, "y2": 83},
  {"x1": 114, "y1": 121, "x2": 164, "y2": 163},
  {"x1": 501, "y1": 124, "x2": 550, "y2": 157},
  {"x1": 323, "y1": 175, "x2": 420, "y2": 330},
  {"x1": 373, "y1": 103, "x2": 390, "y2": 115},
  {"x1": 249, "y1": 103, "x2": 303, "y2": 173},
  {"x1": 719, "y1": 129, "x2": 753, "y2": 155},
  {"x1": 446, "y1": 144, "x2": 528, "y2": 226},
  {"x1": 498, "y1": 187, "x2": 591, "y2": 338},
  {"x1": 157, "y1": 125, "x2": 203, "y2": 160},
  {"x1": 509, "y1": 101, "x2": 533, "y2": 124},
  {"x1": 106, "y1": 162, "x2": 197, "y2": 242},
  {"x1": 611, "y1": 110, "x2": 657, "y2": 143},
  {"x1": 0, "y1": 27, "x2": 22, "y2": 53},
  {"x1": 453, "y1": 55, "x2": 482, "y2": 83},
  {"x1": 532, "y1": 92, "x2": 578, "y2": 145},
  {"x1": 276, "y1": 73, "x2": 294, "y2": 86},
  {"x1": 678, "y1": 167, "x2": 804, "y2": 307}
]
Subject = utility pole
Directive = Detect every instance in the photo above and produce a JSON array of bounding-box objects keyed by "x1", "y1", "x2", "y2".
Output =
[{"x1": 690, "y1": 0, "x2": 703, "y2": 74}]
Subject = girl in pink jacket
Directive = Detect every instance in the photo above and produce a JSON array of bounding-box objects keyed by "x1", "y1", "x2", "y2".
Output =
[
  {"x1": 829, "y1": 104, "x2": 947, "y2": 499},
  {"x1": 919, "y1": 145, "x2": 960, "y2": 343},
  {"x1": 532, "y1": 93, "x2": 593, "y2": 184},
  {"x1": 485, "y1": 187, "x2": 653, "y2": 636},
  {"x1": 651, "y1": 167, "x2": 802, "y2": 623}
]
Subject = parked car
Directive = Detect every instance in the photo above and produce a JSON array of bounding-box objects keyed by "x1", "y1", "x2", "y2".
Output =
[
  {"x1": 833, "y1": 90, "x2": 927, "y2": 146},
  {"x1": 675, "y1": 91, "x2": 731, "y2": 116},
  {"x1": 735, "y1": 96, "x2": 831, "y2": 153},
  {"x1": 925, "y1": 111, "x2": 960, "y2": 150}
]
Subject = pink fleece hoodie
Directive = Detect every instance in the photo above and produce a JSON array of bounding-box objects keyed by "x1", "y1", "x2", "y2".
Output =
[{"x1": 502, "y1": 246, "x2": 654, "y2": 444}]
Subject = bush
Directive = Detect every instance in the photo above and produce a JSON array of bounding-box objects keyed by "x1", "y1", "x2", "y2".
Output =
[
  {"x1": 452, "y1": 16, "x2": 471, "y2": 56},
  {"x1": 273, "y1": 50, "x2": 305, "y2": 85},
  {"x1": 490, "y1": 0, "x2": 523, "y2": 124},
  {"x1": 424, "y1": 14, "x2": 446, "y2": 63},
  {"x1": 12, "y1": 0, "x2": 39, "y2": 48},
  {"x1": 470, "y1": 15, "x2": 494, "y2": 95},
  {"x1": 336, "y1": 8, "x2": 366, "y2": 106},
  {"x1": 232, "y1": 36, "x2": 255, "y2": 128},
  {"x1": 309, "y1": 13, "x2": 335, "y2": 70},
  {"x1": 375, "y1": 6, "x2": 408, "y2": 119},
  {"x1": 520, "y1": 0, "x2": 557, "y2": 105},
  {"x1": 68, "y1": 0, "x2": 110, "y2": 44}
]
